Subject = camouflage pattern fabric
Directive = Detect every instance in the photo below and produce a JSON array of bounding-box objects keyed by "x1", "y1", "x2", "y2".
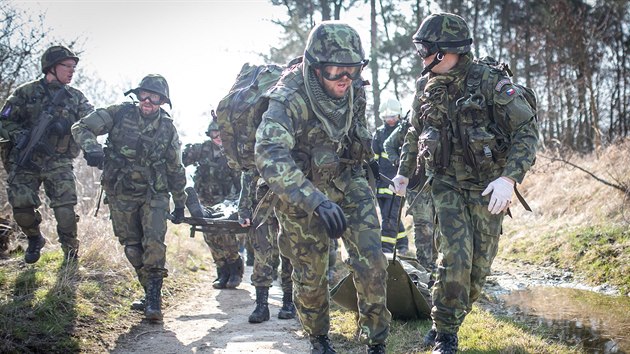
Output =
[
  {"x1": 255, "y1": 62, "x2": 390, "y2": 345},
  {"x1": 1, "y1": 79, "x2": 93, "y2": 248},
  {"x1": 412, "y1": 12, "x2": 472, "y2": 54},
  {"x1": 249, "y1": 181, "x2": 293, "y2": 292},
  {"x1": 398, "y1": 48, "x2": 538, "y2": 334},
  {"x1": 182, "y1": 140, "x2": 240, "y2": 205},
  {"x1": 71, "y1": 102, "x2": 186, "y2": 278}
]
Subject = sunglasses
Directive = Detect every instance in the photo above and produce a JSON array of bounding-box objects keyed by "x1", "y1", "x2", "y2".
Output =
[{"x1": 137, "y1": 90, "x2": 162, "y2": 105}]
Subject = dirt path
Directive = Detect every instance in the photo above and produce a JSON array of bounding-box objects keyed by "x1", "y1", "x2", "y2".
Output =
[{"x1": 110, "y1": 266, "x2": 310, "y2": 353}]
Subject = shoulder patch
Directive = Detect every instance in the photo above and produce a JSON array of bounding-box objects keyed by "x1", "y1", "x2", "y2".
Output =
[{"x1": 495, "y1": 78, "x2": 512, "y2": 92}]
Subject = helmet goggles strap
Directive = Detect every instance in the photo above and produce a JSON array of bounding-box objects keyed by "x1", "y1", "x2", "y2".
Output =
[{"x1": 421, "y1": 51, "x2": 445, "y2": 76}]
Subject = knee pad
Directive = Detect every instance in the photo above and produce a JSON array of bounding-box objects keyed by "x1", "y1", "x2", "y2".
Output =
[
  {"x1": 124, "y1": 244, "x2": 144, "y2": 268},
  {"x1": 12, "y1": 208, "x2": 41, "y2": 229},
  {"x1": 54, "y1": 206, "x2": 78, "y2": 233}
]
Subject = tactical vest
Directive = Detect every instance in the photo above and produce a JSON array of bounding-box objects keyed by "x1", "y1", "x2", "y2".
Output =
[
  {"x1": 420, "y1": 61, "x2": 514, "y2": 183},
  {"x1": 102, "y1": 103, "x2": 175, "y2": 198}
]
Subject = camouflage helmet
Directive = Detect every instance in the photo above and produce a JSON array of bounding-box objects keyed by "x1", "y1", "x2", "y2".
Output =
[
  {"x1": 206, "y1": 119, "x2": 219, "y2": 135},
  {"x1": 412, "y1": 13, "x2": 472, "y2": 57},
  {"x1": 379, "y1": 97, "x2": 402, "y2": 117},
  {"x1": 124, "y1": 74, "x2": 172, "y2": 107},
  {"x1": 304, "y1": 21, "x2": 367, "y2": 66},
  {"x1": 41, "y1": 45, "x2": 79, "y2": 74}
]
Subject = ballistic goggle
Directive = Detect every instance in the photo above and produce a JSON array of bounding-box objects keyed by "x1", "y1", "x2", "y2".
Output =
[
  {"x1": 413, "y1": 38, "x2": 472, "y2": 58},
  {"x1": 312, "y1": 59, "x2": 369, "y2": 81},
  {"x1": 137, "y1": 90, "x2": 163, "y2": 105}
]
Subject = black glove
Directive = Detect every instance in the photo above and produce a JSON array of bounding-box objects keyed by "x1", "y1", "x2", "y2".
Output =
[
  {"x1": 368, "y1": 159, "x2": 380, "y2": 182},
  {"x1": 170, "y1": 207, "x2": 185, "y2": 224},
  {"x1": 85, "y1": 150, "x2": 104, "y2": 168},
  {"x1": 315, "y1": 200, "x2": 347, "y2": 239}
]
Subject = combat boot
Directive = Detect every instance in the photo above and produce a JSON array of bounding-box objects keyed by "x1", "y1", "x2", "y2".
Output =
[
  {"x1": 277, "y1": 290, "x2": 296, "y2": 319},
  {"x1": 366, "y1": 343, "x2": 386, "y2": 354},
  {"x1": 225, "y1": 256, "x2": 244, "y2": 288},
  {"x1": 423, "y1": 327, "x2": 437, "y2": 348},
  {"x1": 309, "y1": 334, "x2": 337, "y2": 354},
  {"x1": 144, "y1": 277, "x2": 163, "y2": 322},
  {"x1": 61, "y1": 245, "x2": 79, "y2": 264},
  {"x1": 432, "y1": 332, "x2": 458, "y2": 354},
  {"x1": 248, "y1": 286, "x2": 270, "y2": 323},
  {"x1": 24, "y1": 234, "x2": 46, "y2": 264},
  {"x1": 213, "y1": 265, "x2": 229, "y2": 289}
]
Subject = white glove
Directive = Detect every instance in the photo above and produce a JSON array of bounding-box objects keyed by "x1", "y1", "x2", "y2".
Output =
[
  {"x1": 482, "y1": 177, "x2": 515, "y2": 214},
  {"x1": 390, "y1": 174, "x2": 409, "y2": 196}
]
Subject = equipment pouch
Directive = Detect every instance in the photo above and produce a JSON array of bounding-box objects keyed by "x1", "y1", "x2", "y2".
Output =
[
  {"x1": 467, "y1": 127, "x2": 501, "y2": 180},
  {"x1": 311, "y1": 146, "x2": 339, "y2": 187},
  {"x1": 418, "y1": 126, "x2": 441, "y2": 170}
]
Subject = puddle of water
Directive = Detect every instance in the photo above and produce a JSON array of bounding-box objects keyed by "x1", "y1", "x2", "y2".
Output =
[{"x1": 499, "y1": 286, "x2": 630, "y2": 353}]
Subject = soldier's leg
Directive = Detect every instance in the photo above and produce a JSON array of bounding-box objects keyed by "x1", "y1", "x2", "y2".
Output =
[
  {"x1": 467, "y1": 191, "x2": 502, "y2": 311},
  {"x1": 276, "y1": 207, "x2": 330, "y2": 336},
  {"x1": 43, "y1": 165, "x2": 79, "y2": 261},
  {"x1": 378, "y1": 195, "x2": 396, "y2": 253},
  {"x1": 140, "y1": 195, "x2": 170, "y2": 322},
  {"x1": 110, "y1": 197, "x2": 146, "y2": 308},
  {"x1": 430, "y1": 180, "x2": 474, "y2": 335},
  {"x1": 341, "y1": 176, "x2": 391, "y2": 345},
  {"x1": 203, "y1": 232, "x2": 229, "y2": 288},
  {"x1": 393, "y1": 195, "x2": 409, "y2": 253},
  {"x1": 7, "y1": 172, "x2": 46, "y2": 263},
  {"x1": 408, "y1": 190, "x2": 436, "y2": 270},
  {"x1": 248, "y1": 220, "x2": 276, "y2": 323}
]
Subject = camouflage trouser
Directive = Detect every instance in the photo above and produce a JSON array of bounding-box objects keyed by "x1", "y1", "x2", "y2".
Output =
[
  {"x1": 7, "y1": 163, "x2": 78, "y2": 249},
  {"x1": 377, "y1": 194, "x2": 407, "y2": 252},
  {"x1": 430, "y1": 179, "x2": 503, "y2": 334},
  {"x1": 203, "y1": 232, "x2": 242, "y2": 267},
  {"x1": 109, "y1": 193, "x2": 170, "y2": 280},
  {"x1": 275, "y1": 175, "x2": 391, "y2": 345},
  {"x1": 249, "y1": 215, "x2": 293, "y2": 292},
  {"x1": 406, "y1": 189, "x2": 436, "y2": 270}
]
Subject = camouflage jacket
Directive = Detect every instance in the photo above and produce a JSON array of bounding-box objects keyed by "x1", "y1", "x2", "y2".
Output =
[
  {"x1": 182, "y1": 139, "x2": 240, "y2": 204},
  {"x1": 399, "y1": 54, "x2": 538, "y2": 190},
  {"x1": 0, "y1": 78, "x2": 93, "y2": 170},
  {"x1": 71, "y1": 103, "x2": 187, "y2": 207},
  {"x1": 254, "y1": 63, "x2": 373, "y2": 215}
]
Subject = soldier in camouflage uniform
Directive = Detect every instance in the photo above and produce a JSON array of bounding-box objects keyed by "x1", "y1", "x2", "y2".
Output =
[
  {"x1": 255, "y1": 21, "x2": 390, "y2": 354},
  {"x1": 383, "y1": 98, "x2": 436, "y2": 272},
  {"x1": 182, "y1": 120, "x2": 244, "y2": 289},
  {"x1": 71, "y1": 74, "x2": 187, "y2": 323},
  {"x1": 238, "y1": 170, "x2": 295, "y2": 323},
  {"x1": 391, "y1": 13, "x2": 538, "y2": 353},
  {"x1": 0, "y1": 45, "x2": 94, "y2": 264},
  {"x1": 372, "y1": 97, "x2": 408, "y2": 254}
]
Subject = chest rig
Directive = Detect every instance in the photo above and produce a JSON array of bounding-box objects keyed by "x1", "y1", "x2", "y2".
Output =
[{"x1": 103, "y1": 104, "x2": 174, "y2": 197}]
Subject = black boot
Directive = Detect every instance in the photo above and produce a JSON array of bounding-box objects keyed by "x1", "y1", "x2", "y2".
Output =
[
  {"x1": 432, "y1": 332, "x2": 458, "y2": 354},
  {"x1": 277, "y1": 290, "x2": 296, "y2": 319},
  {"x1": 309, "y1": 335, "x2": 336, "y2": 354},
  {"x1": 213, "y1": 265, "x2": 229, "y2": 289},
  {"x1": 144, "y1": 277, "x2": 163, "y2": 322},
  {"x1": 61, "y1": 245, "x2": 79, "y2": 264},
  {"x1": 366, "y1": 343, "x2": 386, "y2": 354},
  {"x1": 248, "y1": 286, "x2": 270, "y2": 323},
  {"x1": 225, "y1": 256, "x2": 244, "y2": 289},
  {"x1": 423, "y1": 327, "x2": 437, "y2": 348},
  {"x1": 24, "y1": 235, "x2": 46, "y2": 264}
]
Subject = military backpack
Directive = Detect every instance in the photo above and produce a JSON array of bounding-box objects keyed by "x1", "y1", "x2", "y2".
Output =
[{"x1": 215, "y1": 63, "x2": 286, "y2": 171}]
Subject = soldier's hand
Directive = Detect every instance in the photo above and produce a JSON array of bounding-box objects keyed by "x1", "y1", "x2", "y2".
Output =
[
  {"x1": 239, "y1": 217, "x2": 251, "y2": 228},
  {"x1": 390, "y1": 174, "x2": 409, "y2": 196},
  {"x1": 85, "y1": 150, "x2": 104, "y2": 168},
  {"x1": 170, "y1": 207, "x2": 185, "y2": 224},
  {"x1": 315, "y1": 200, "x2": 347, "y2": 239},
  {"x1": 482, "y1": 176, "x2": 514, "y2": 214}
]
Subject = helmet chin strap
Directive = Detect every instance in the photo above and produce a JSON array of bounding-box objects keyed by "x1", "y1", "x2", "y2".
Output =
[{"x1": 421, "y1": 51, "x2": 445, "y2": 76}]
